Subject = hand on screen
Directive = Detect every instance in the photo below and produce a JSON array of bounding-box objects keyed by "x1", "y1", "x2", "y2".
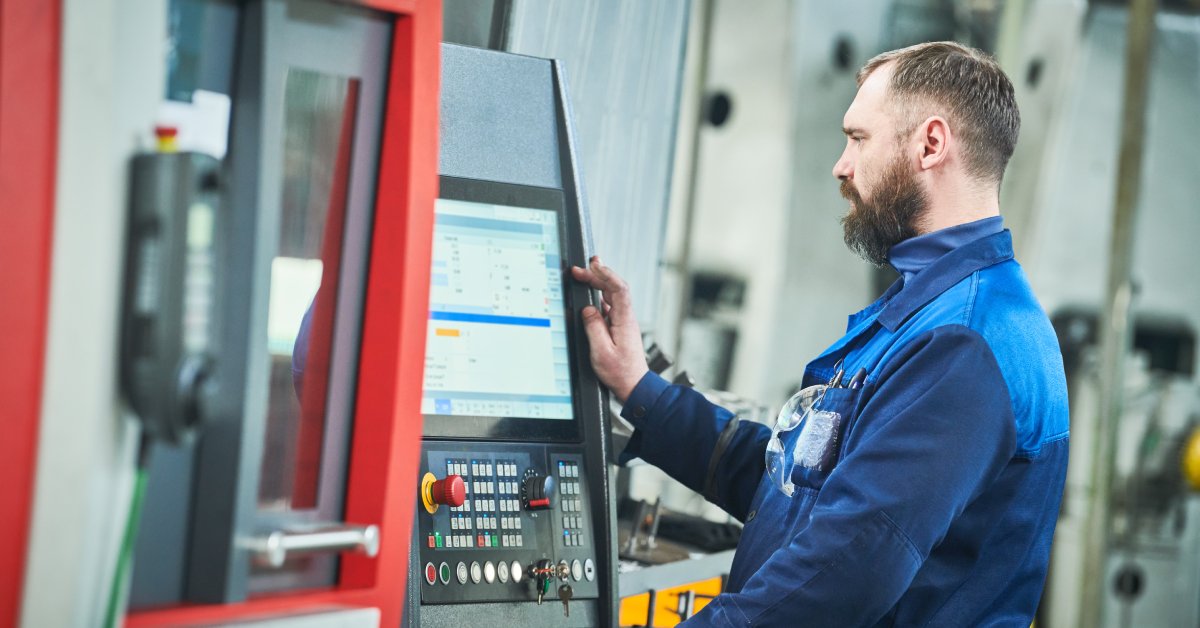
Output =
[{"x1": 570, "y1": 257, "x2": 649, "y2": 404}]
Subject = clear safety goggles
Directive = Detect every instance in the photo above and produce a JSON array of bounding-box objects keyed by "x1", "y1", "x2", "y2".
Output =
[
  {"x1": 766, "y1": 372, "x2": 851, "y2": 498},
  {"x1": 765, "y1": 383, "x2": 828, "y2": 498}
]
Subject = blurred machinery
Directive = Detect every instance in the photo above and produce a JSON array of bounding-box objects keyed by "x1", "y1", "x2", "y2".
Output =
[{"x1": 1046, "y1": 308, "x2": 1200, "y2": 628}]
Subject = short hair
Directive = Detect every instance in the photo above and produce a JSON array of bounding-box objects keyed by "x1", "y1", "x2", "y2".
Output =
[{"x1": 857, "y1": 41, "x2": 1020, "y2": 185}]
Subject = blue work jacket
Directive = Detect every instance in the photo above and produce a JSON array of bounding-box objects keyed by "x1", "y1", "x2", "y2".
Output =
[{"x1": 621, "y1": 229, "x2": 1069, "y2": 626}]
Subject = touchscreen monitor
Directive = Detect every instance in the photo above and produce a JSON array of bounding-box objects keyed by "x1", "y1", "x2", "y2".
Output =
[{"x1": 422, "y1": 190, "x2": 576, "y2": 431}]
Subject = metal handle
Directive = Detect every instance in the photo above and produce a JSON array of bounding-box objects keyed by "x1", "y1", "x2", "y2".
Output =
[{"x1": 249, "y1": 523, "x2": 380, "y2": 568}]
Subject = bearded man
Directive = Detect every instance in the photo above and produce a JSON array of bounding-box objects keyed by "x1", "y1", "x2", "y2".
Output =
[{"x1": 571, "y1": 41, "x2": 1069, "y2": 626}]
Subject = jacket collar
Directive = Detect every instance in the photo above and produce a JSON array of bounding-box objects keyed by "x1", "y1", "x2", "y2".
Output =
[{"x1": 876, "y1": 229, "x2": 1015, "y2": 331}]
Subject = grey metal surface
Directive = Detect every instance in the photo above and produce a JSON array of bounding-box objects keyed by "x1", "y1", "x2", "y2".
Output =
[
  {"x1": 506, "y1": 0, "x2": 691, "y2": 328},
  {"x1": 130, "y1": 444, "x2": 196, "y2": 607},
  {"x1": 617, "y1": 549, "x2": 735, "y2": 597},
  {"x1": 418, "y1": 601, "x2": 600, "y2": 627},
  {"x1": 439, "y1": 45, "x2": 562, "y2": 189}
]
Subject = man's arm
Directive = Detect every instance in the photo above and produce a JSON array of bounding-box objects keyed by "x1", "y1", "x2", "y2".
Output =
[
  {"x1": 619, "y1": 372, "x2": 771, "y2": 521},
  {"x1": 689, "y1": 325, "x2": 1017, "y2": 627},
  {"x1": 570, "y1": 258, "x2": 769, "y2": 519}
]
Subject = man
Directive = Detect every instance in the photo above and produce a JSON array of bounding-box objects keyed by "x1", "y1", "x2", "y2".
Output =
[{"x1": 571, "y1": 42, "x2": 1068, "y2": 626}]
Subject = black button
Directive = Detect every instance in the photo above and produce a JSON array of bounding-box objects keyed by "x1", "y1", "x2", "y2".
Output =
[
  {"x1": 746, "y1": 510, "x2": 757, "y2": 522},
  {"x1": 632, "y1": 406, "x2": 647, "y2": 419}
]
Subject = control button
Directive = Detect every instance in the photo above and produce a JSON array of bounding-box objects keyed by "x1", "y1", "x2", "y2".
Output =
[
  {"x1": 484, "y1": 561, "x2": 496, "y2": 583},
  {"x1": 511, "y1": 560, "x2": 524, "y2": 583},
  {"x1": 584, "y1": 558, "x2": 595, "y2": 581},
  {"x1": 432, "y1": 475, "x2": 465, "y2": 506},
  {"x1": 572, "y1": 559, "x2": 583, "y2": 582},
  {"x1": 470, "y1": 561, "x2": 482, "y2": 584},
  {"x1": 439, "y1": 562, "x2": 451, "y2": 585},
  {"x1": 498, "y1": 560, "x2": 510, "y2": 583},
  {"x1": 456, "y1": 561, "x2": 468, "y2": 585},
  {"x1": 424, "y1": 562, "x2": 437, "y2": 585}
]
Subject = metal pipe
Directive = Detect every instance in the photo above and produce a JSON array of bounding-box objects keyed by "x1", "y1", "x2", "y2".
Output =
[{"x1": 1078, "y1": 1, "x2": 1158, "y2": 625}]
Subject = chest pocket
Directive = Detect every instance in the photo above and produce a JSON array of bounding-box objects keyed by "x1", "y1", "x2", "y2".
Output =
[{"x1": 785, "y1": 386, "x2": 864, "y2": 491}]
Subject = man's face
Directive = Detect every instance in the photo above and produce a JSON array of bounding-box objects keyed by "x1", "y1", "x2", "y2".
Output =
[{"x1": 832, "y1": 65, "x2": 929, "y2": 267}]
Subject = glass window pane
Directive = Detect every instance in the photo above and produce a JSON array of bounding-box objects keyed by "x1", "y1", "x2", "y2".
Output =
[{"x1": 258, "y1": 68, "x2": 360, "y2": 512}]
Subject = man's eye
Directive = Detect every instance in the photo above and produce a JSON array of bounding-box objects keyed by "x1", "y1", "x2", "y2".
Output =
[{"x1": 853, "y1": 136, "x2": 864, "y2": 143}]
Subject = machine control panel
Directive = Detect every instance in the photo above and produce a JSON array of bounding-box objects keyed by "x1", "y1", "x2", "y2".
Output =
[{"x1": 417, "y1": 442, "x2": 598, "y2": 605}]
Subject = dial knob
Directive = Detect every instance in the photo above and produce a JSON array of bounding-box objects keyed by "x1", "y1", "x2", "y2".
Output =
[{"x1": 521, "y1": 470, "x2": 556, "y2": 511}]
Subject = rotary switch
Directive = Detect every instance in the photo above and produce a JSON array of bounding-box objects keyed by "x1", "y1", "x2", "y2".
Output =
[
  {"x1": 521, "y1": 469, "x2": 556, "y2": 511},
  {"x1": 420, "y1": 472, "x2": 465, "y2": 514}
]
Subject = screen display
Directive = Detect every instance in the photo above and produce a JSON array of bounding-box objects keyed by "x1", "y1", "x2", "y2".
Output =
[{"x1": 422, "y1": 198, "x2": 574, "y2": 421}]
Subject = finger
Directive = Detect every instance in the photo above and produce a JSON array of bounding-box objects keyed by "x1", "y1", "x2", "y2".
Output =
[
  {"x1": 589, "y1": 257, "x2": 635, "y2": 329},
  {"x1": 580, "y1": 304, "x2": 615, "y2": 354},
  {"x1": 570, "y1": 264, "x2": 605, "y2": 291}
]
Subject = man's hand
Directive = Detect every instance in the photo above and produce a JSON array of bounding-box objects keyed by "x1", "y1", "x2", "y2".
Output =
[{"x1": 570, "y1": 257, "x2": 649, "y2": 403}]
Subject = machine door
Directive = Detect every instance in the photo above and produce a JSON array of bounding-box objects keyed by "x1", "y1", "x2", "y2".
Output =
[
  {"x1": 193, "y1": 0, "x2": 390, "y2": 600},
  {"x1": 117, "y1": 0, "x2": 442, "y2": 623}
]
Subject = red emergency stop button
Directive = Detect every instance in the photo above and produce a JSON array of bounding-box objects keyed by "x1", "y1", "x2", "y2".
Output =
[
  {"x1": 424, "y1": 562, "x2": 437, "y2": 585},
  {"x1": 421, "y1": 472, "x2": 466, "y2": 514},
  {"x1": 432, "y1": 475, "x2": 466, "y2": 507}
]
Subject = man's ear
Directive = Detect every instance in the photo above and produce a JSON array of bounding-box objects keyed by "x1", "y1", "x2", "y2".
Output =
[{"x1": 917, "y1": 115, "x2": 950, "y2": 171}]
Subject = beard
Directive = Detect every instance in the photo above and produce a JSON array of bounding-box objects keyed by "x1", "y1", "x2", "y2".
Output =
[{"x1": 839, "y1": 152, "x2": 930, "y2": 267}]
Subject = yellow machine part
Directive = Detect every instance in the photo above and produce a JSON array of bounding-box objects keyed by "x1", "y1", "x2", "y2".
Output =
[
  {"x1": 1182, "y1": 427, "x2": 1200, "y2": 491},
  {"x1": 619, "y1": 576, "x2": 724, "y2": 627},
  {"x1": 420, "y1": 471, "x2": 438, "y2": 514}
]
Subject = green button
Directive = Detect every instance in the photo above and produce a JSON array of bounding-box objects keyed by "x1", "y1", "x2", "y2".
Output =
[
  {"x1": 491, "y1": 535, "x2": 498, "y2": 547},
  {"x1": 435, "y1": 532, "x2": 443, "y2": 548},
  {"x1": 439, "y1": 563, "x2": 451, "y2": 583}
]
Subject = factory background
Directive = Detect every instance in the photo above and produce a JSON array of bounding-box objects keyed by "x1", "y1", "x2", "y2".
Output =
[{"x1": 2, "y1": 0, "x2": 1199, "y2": 626}]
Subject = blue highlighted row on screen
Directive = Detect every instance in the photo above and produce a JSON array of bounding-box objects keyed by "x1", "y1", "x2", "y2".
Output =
[
  {"x1": 435, "y1": 213, "x2": 545, "y2": 235},
  {"x1": 429, "y1": 311, "x2": 551, "y2": 327}
]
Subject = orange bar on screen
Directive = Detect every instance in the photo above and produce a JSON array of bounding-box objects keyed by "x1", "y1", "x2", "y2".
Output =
[{"x1": 435, "y1": 328, "x2": 460, "y2": 337}]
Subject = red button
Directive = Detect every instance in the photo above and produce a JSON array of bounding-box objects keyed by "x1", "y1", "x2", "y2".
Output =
[
  {"x1": 427, "y1": 535, "x2": 435, "y2": 548},
  {"x1": 477, "y1": 535, "x2": 485, "y2": 547},
  {"x1": 431, "y1": 475, "x2": 466, "y2": 508},
  {"x1": 424, "y1": 562, "x2": 437, "y2": 585}
]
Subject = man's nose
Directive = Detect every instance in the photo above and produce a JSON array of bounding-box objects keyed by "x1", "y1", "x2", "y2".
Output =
[{"x1": 832, "y1": 155, "x2": 852, "y2": 181}]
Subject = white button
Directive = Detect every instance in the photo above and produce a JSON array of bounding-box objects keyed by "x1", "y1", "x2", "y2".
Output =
[
  {"x1": 511, "y1": 560, "x2": 524, "y2": 583},
  {"x1": 516, "y1": 535, "x2": 523, "y2": 546},
  {"x1": 584, "y1": 558, "x2": 595, "y2": 581},
  {"x1": 572, "y1": 559, "x2": 583, "y2": 582},
  {"x1": 456, "y1": 561, "x2": 468, "y2": 584},
  {"x1": 470, "y1": 561, "x2": 482, "y2": 584},
  {"x1": 484, "y1": 561, "x2": 496, "y2": 584},
  {"x1": 498, "y1": 560, "x2": 510, "y2": 583},
  {"x1": 472, "y1": 463, "x2": 479, "y2": 476}
]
